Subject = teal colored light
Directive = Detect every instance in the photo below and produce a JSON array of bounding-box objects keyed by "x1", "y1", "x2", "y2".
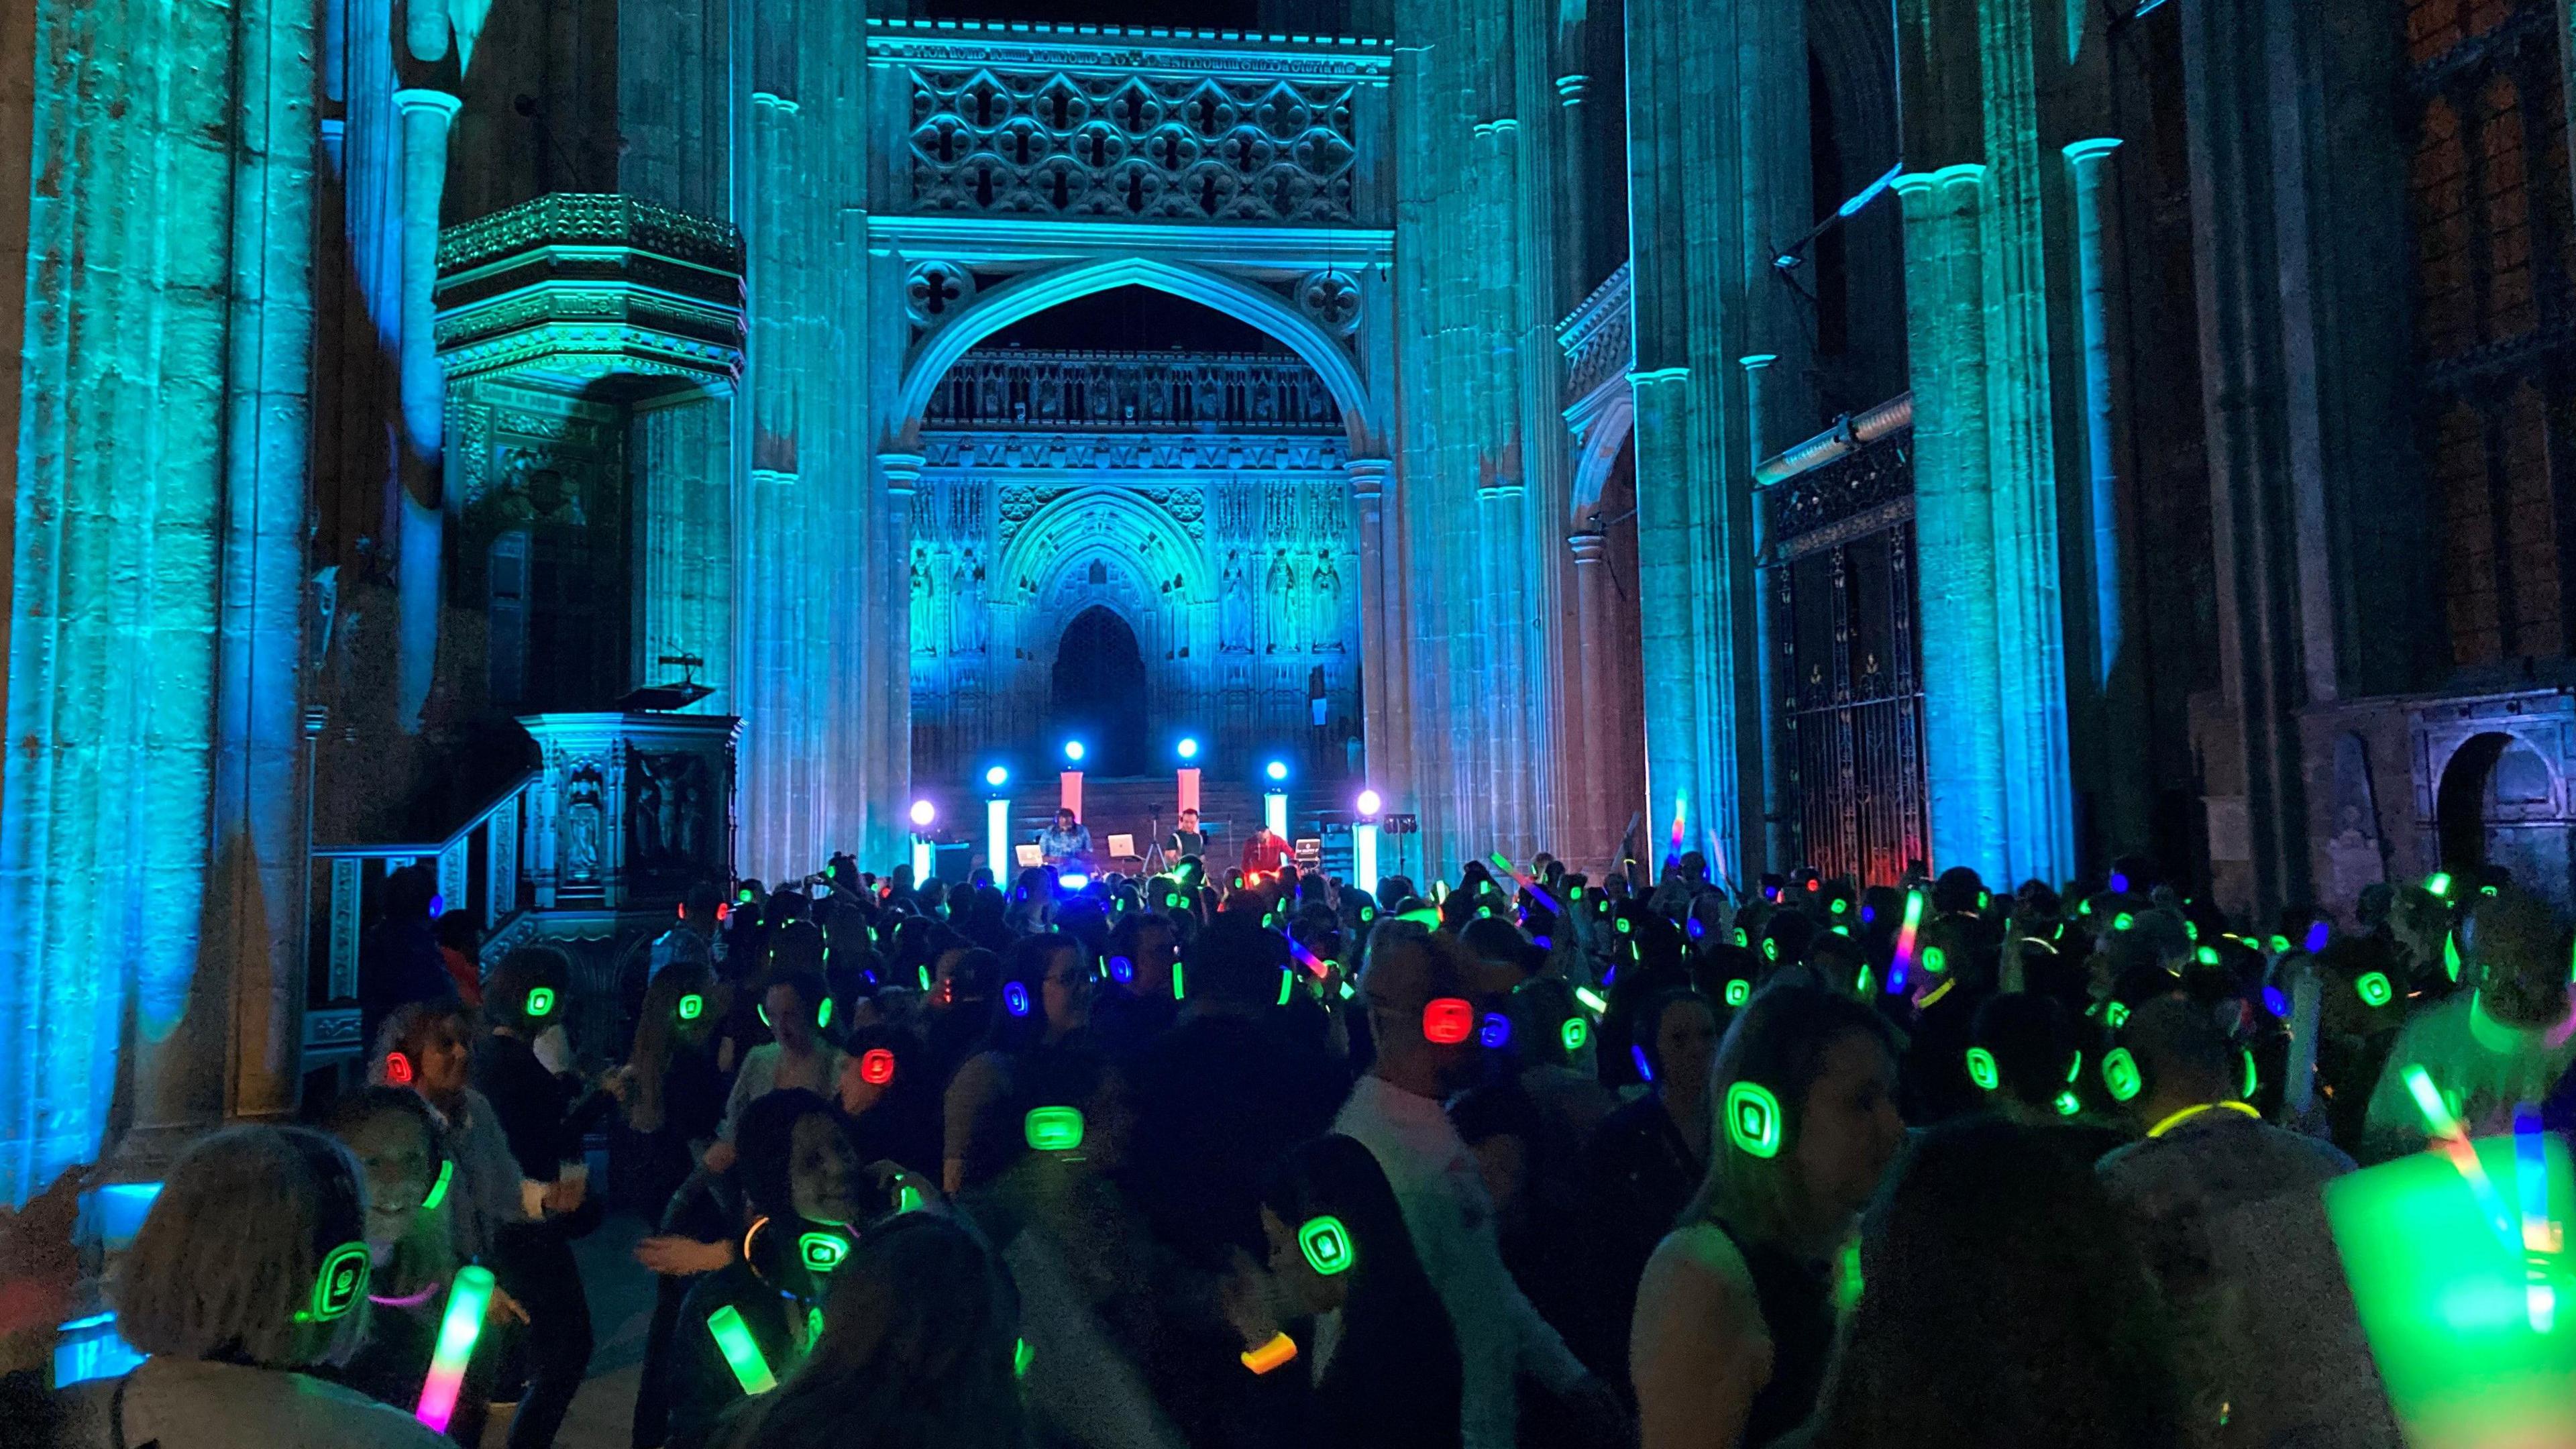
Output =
[
  {"x1": 1025, "y1": 1106, "x2": 1085, "y2": 1152},
  {"x1": 1725, "y1": 1081, "x2": 1782, "y2": 1158},
  {"x1": 2102, "y1": 1047, "x2": 2141, "y2": 1103},
  {"x1": 1298, "y1": 1214, "x2": 1355, "y2": 1275},
  {"x1": 1560, "y1": 1017, "x2": 1590, "y2": 1053},
  {"x1": 707, "y1": 1305, "x2": 777, "y2": 1395},
  {"x1": 1966, "y1": 1047, "x2": 1999, "y2": 1091},
  {"x1": 525, "y1": 986, "x2": 556, "y2": 1018}
]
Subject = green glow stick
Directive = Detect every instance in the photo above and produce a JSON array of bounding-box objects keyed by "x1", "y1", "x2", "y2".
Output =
[
  {"x1": 2426, "y1": 871, "x2": 2455, "y2": 900},
  {"x1": 706, "y1": 1304, "x2": 777, "y2": 1395},
  {"x1": 1574, "y1": 985, "x2": 1607, "y2": 1014},
  {"x1": 413, "y1": 1265, "x2": 496, "y2": 1432}
]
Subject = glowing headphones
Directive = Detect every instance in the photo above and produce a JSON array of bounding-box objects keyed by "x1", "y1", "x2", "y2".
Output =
[
  {"x1": 1004, "y1": 982, "x2": 1032, "y2": 1018},
  {"x1": 2356, "y1": 971, "x2": 2394, "y2": 1007},
  {"x1": 1297, "y1": 1215, "x2": 1354, "y2": 1276},
  {"x1": 1109, "y1": 955, "x2": 1135, "y2": 984},
  {"x1": 678, "y1": 993, "x2": 706, "y2": 1022},
  {"x1": 423, "y1": 1159, "x2": 453, "y2": 1213},
  {"x1": 1724, "y1": 979, "x2": 1751, "y2": 1007},
  {"x1": 757, "y1": 996, "x2": 831, "y2": 1030},
  {"x1": 1724, "y1": 1079, "x2": 1782, "y2": 1159},
  {"x1": 1422, "y1": 998, "x2": 1475, "y2": 1044},
  {"x1": 798, "y1": 1230, "x2": 851, "y2": 1273},
  {"x1": 1025, "y1": 1106, "x2": 1085, "y2": 1152},
  {"x1": 2101, "y1": 1047, "x2": 2143, "y2": 1103},
  {"x1": 525, "y1": 986, "x2": 557, "y2": 1018},
  {"x1": 858, "y1": 1048, "x2": 896, "y2": 1085},
  {"x1": 295, "y1": 1136, "x2": 372, "y2": 1324},
  {"x1": 384, "y1": 1051, "x2": 416, "y2": 1086},
  {"x1": 1922, "y1": 946, "x2": 1949, "y2": 975},
  {"x1": 1966, "y1": 1046, "x2": 2000, "y2": 1092},
  {"x1": 1559, "y1": 1016, "x2": 1590, "y2": 1052},
  {"x1": 1479, "y1": 1012, "x2": 1513, "y2": 1049}
]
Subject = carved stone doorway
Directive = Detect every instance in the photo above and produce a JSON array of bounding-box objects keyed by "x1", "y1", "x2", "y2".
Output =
[{"x1": 1052, "y1": 604, "x2": 1150, "y2": 777}]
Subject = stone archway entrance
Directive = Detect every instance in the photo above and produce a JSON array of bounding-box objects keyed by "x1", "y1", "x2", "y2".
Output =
[{"x1": 1052, "y1": 604, "x2": 1150, "y2": 777}]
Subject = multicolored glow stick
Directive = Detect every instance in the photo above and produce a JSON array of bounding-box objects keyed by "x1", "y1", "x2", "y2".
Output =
[
  {"x1": 1487, "y1": 853, "x2": 1561, "y2": 914},
  {"x1": 2517, "y1": 1106, "x2": 2561, "y2": 1333},
  {"x1": 1888, "y1": 890, "x2": 1925, "y2": 995},
  {"x1": 415, "y1": 1265, "x2": 496, "y2": 1432},
  {"x1": 2405, "y1": 1066, "x2": 2516, "y2": 1247},
  {"x1": 707, "y1": 1304, "x2": 778, "y2": 1395},
  {"x1": 1287, "y1": 936, "x2": 1333, "y2": 982},
  {"x1": 1666, "y1": 794, "x2": 1686, "y2": 867}
]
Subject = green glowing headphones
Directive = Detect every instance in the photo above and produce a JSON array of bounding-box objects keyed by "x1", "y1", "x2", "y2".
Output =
[
  {"x1": 2355, "y1": 971, "x2": 2393, "y2": 1008},
  {"x1": 2101, "y1": 1046, "x2": 2142, "y2": 1103},
  {"x1": 294, "y1": 1134, "x2": 372, "y2": 1324},
  {"x1": 1723, "y1": 1079, "x2": 1782, "y2": 1159},
  {"x1": 798, "y1": 1230, "x2": 851, "y2": 1273},
  {"x1": 757, "y1": 996, "x2": 832, "y2": 1030},
  {"x1": 1724, "y1": 979, "x2": 1751, "y2": 1007},
  {"x1": 678, "y1": 991, "x2": 706, "y2": 1022},
  {"x1": 1559, "y1": 1016, "x2": 1590, "y2": 1053},
  {"x1": 1966, "y1": 1046, "x2": 2000, "y2": 1092},
  {"x1": 1025, "y1": 1106, "x2": 1085, "y2": 1152},
  {"x1": 524, "y1": 985, "x2": 556, "y2": 1018},
  {"x1": 1297, "y1": 1215, "x2": 1354, "y2": 1276}
]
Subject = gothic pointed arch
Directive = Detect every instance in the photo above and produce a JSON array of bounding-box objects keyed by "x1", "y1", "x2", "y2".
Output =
[{"x1": 896, "y1": 256, "x2": 1377, "y2": 452}]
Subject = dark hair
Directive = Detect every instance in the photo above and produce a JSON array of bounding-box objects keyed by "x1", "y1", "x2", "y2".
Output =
[
  {"x1": 630, "y1": 961, "x2": 718, "y2": 1133},
  {"x1": 1185, "y1": 917, "x2": 1291, "y2": 1007},
  {"x1": 762, "y1": 967, "x2": 830, "y2": 1030},
  {"x1": 374, "y1": 999, "x2": 472, "y2": 1086},
  {"x1": 734, "y1": 1089, "x2": 844, "y2": 1221},
  {"x1": 1969, "y1": 993, "x2": 2082, "y2": 1113},
  {"x1": 323, "y1": 1084, "x2": 444, "y2": 1155},
  {"x1": 1259, "y1": 1135, "x2": 1462, "y2": 1427},
  {"x1": 991, "y1": 933, "x2": 1086, "y2": 1051},
  {"x1": 1803, "y1": 1120, "x2": 2186, "y2": 1449},
  {"x1": 118, "y1": 1126, "x2": 371, "y2": 1367},
  {"x1": 484, "y1": 946, "x2": 570, "y2": 1036},
  {"x1": 720, "y1": 1214, "x2": 1020, "y2": 1449},
  {"x1": 1681, "y1": 985, "x2": 1897, "y2": 1244},
  {"x1": 1632, "y1": 987, "x2": 1717, "y2": 1082}
]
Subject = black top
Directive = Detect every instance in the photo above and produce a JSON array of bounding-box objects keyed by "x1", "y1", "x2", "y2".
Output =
[
  {"x1": 1719, "y1": 1220, "x2": 1837, "y2": 1449},
  {"x1": 1584, "y1": 1093, "x2": 1707, "y2": 1377},
  {"x1": 665, "y1": 1262, "x2": 816, "y2": 1449},
  {"x1": 1120, "y1": 1014, "x2": 1350, "y2": 1261}
]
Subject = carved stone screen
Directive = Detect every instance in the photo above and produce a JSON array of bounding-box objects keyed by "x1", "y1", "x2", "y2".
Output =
[{"x1": 908, "y1": 67, "x2": 1359, "y2": 223}]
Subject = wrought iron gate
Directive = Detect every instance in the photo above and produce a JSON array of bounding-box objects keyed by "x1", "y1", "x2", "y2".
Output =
[{"x1": 1766, "y1": 427, "x2": 1931, "y2": 885}]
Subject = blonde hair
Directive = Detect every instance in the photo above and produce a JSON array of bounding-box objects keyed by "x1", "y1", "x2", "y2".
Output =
[
  {"x1": 1680, "y1": 985, "x2": 1894, "y2": 1248},
  {"x1": 116, "y1": 1125, "x2": 370, "y2": 1367}
]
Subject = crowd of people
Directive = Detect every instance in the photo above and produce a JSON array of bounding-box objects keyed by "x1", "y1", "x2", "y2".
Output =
[{"x1": 6, "y1": 841, "x2": 2571, "y2": 1449}]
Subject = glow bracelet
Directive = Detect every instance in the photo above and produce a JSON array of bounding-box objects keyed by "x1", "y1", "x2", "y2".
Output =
[{"x1": 1240, "y1": 1331, "x2": 1298, "y2": 1375}]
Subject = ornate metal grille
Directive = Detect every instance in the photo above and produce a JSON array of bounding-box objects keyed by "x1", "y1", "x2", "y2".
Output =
[
  {"x1": 908, "y1": 68, "x2": 1358, "y2": 223},
  {"x1": 923, "y1": 350, "x2": 1342, "y2": 432},
  {"x1": 1766, "y1": 428, "x2": 1930, "y2": 885}
]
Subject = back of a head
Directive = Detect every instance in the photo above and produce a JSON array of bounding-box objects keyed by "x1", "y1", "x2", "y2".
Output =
[
  {"x1": 1187, "y1": 917, "x2": 1291, "y2": 1009},
  {"x1": 734, "y1": 1088, "x2": 842, "y2": 1220},
  {"x1": 2467, "y1": 888, "x2": 2573, "y2": 1026},
  {"x1": 1260, "y1": 1134, "x2": 1448, "y2": 1358},
  {"x1": 1456, "y1": 916, "x2": 1534, "y2": 976},
  {"x1": 1932, "y1": 865, "x2": 1988, "y2": 916},
  {"x1": 733, "y1": 1213, "x2": 1020, "y2": 1449},
  {"x1": 118, "y1": 1124, "x2": 370, "y2": 1369},
  {"x1": 1809, "y1": 1120, "x2": 2181, "y2": 1449},
  {"x1": 486, "y1": 946, "x2": 570, "y2": 1032},
  {"x1": 1969, "y1": 992, "x2": 2080, "y2": 1113},
  {"x1": 2125, "y1": 992, "x2": 2237, "y2": 1098}
]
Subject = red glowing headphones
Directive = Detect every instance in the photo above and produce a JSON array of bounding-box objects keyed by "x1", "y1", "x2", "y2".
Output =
[
  {"x1": 1422, "y1": 998, "x2": 1476, "y2": 1045},
  {"x1": 382, "y1": 1051, "x2": 415, "y2": 1086},
  {"x1": 859, "y1": 1048, "x2": 896, "y2": 1085}
]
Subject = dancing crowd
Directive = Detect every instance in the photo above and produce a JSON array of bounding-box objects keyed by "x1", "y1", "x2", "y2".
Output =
[{"x1": 7, "y1": 843, "x2": 2571, "y2": 1449}]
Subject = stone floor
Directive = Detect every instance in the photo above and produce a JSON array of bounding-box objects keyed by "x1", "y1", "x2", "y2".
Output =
[{"x1": 480, "y1": 1210, "x2": 656, "y2": 1449}]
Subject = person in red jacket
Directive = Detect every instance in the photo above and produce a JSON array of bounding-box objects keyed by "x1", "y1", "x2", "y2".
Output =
[{"x1": 1242, "y1": 824, "x2": 1292, "y2": 878}]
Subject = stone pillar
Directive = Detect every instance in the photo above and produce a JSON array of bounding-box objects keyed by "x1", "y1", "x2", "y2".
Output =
[
  {"x1": 3, "y1": 0, "x2": 317, "y2": 1196},
  {"x1": 1570, "y1": 532, "x2": 1615, "y2": 870},
  {"x1": 2065, "y1": 137, "x2": 2148, "y2": 856},
  {"x1": 1897, "y1": 166, "x2": 2011, "y2": 883},
  {"x1": 879, "y1": 450, "x2": 925, "y2": 836},
  {"x1": 634, "y1": 394, "x2": 736, "y2": 708},
  {"x1": 1741, "y1": 353, "x2": 1790, "y2": 875},
  {"x1": 1348, "y1": 458, "x2": 1393, "y2": 790},
  {"x1": 393, "y1": 87, "x2": 460, "y2": 733}
]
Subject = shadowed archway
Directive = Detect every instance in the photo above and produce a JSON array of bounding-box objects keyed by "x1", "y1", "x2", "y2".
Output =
[{"x1": 1051, "y1": 604, "x2": 1149, "y2": 777}]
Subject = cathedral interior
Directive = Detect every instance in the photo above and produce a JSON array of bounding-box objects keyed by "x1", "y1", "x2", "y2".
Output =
[{"x1": 9, "y1": 0, "x2": 2576, "y2": 1312}]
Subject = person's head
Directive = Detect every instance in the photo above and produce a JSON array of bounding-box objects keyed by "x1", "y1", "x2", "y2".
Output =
[
  {"x1": 1357, "y1": 920, "x2": 1486, "y2": 1098},
  {"x1": 1179, "y1": 808, "x2": 1200, "y2": 830},
  {"x1": 1447, "y1": 1083, "x2": 1542, "y2": 1229},
  {"x1": 682, "y1": 879, "x2": 724, "y2": 934},
  {"x1": 1633, "y1": 988, "x2": 1721, "y2": 1107},
  {"x1": 1685, "y1": 985, "x2": 1904, "y2": 1251},
  {"x1": 994, "y1": 932, "x2": 1091, "y2": 1049},
  {"x1": 1258, "y1": 1134, "x2": 1442, "y2": 1328},
  {"x1": 1967, "y1": 992, "x2": 2084, "y2": 1123},
  {"x1": 118, "y1": 1126, "x2": 373, "y2": 1368},
  {"x1": 729, "y1": 1214, "x2": 1020, "y2": 1449},
  {"x1": 2464, "y1": 889, "x2": 2574, "y2": 1028},
  {"x1": 375, "y1": 1000, "x2": 473, "y2": 1104},
  {"x1": 1803, "y1": 1120, "x2": 2183, "y2": 1449},
  {"x1": 763, "y1": 967, "x2": 832, "y2": 1051},
  {"x1": 1055, "y1": 808, "x2": 1077, "y2": 831},
  {"x1": 736, "y1": 1088, "x2": 865, "y2": 1228},
  {"x1": 385, "y1": 862, "x2": 438, "y2": 924},
  {"x1": 1106, "y1": 912, "x2": 1181, "y2": 1000},
  {"x1": 1183, "y1": 917, "x2": 1293, "y2": 1015},
  {"x1": 323, "y1": 1087, "x2": 444, "y2": 1253},
  {"x1": 2119, "y1": 992, "x2": 2242, "y2": 1124},
  {"x1": 835, "y1": 1025, "x2": 916, "y2": 1118},
  {"x1": 629, "y1": 961, "x2": 720, "y2": 1132},
  {"x1": 484, "y1": 946, "x2": 571, "y2": 1038}
]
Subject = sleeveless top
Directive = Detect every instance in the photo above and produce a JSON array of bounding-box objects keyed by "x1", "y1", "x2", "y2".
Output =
[{"x1": 1715, "y1": 1220, "x2": 1837, "y2": 1447}]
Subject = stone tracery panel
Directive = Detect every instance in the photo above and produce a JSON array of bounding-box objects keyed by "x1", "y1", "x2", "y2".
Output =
[{"x1": 907, "y1": 68, "x2": 1359, "y2": 223}]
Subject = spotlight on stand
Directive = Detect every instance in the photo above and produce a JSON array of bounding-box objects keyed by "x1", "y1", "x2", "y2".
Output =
[
  {"x1": 910, "y1": 800, "x2": 936, "y2": 881},
  {"x1": 1176, "y1": 737, "x2": 1199, "y2": 761},
  {"x1": 1264, "y1": 761, "x2": 1289, "y2": 838},
  {"x1": 1063, "y1": 741, "x2": 1085, "y2": 765},
  {"x1": 984, "y1": 767, "x2": 1010, "y2": 881},
  {"x1": 1175, "y1": 738, "x2": 1202, "y2": 819}
]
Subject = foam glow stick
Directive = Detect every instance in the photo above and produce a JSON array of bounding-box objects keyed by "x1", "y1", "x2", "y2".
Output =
[
  {"x1": 1287, "y1": 936, "x2": 1334, "y2": 982},
  {"x1": 414, "y1": 1265, "x2": 496, "y2": 1432},
  {"x1": 2405, "y1": 1066, "x2": 2516, "y2": 1247},
  {"x1": 1667, "y1": 794, "x2": 1686, "y2": 867},
  {"x1": 1487, "y1": 853, "x2": 1560, "y2": 914},
  {"x1": 1888, "y1": 890, "x2": 1925, "y2": 995},
  {"x1": 1574, "y1": 985, "x2": 1608, "y2": 1015},
  {"x1": 707, "y1": 1304, "x2": 778, "y2": 1395},
  {"x1": 2516, "y1": 1106, "x2": 2561, "y2": 1333}
]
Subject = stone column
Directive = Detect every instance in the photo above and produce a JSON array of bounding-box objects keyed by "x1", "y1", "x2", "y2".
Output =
[
  {"x1": 2065, "y1": 137, "x2": 2148, "y2": 855},
  {"x1": 879, "y1": 450, "x2": 925, "y2": 833},
  {"x1": 1741, "y1": 353, "x2": 1790, "y2": 875},
  {"x1": 1897, "y1": 166, "x2": 2011, "y2": 883},
  {"x1": 1348, "y1": 458, "x2": 1393, "y2": 790},
  {"x1": 393, "y1": 87, "x2": 460, "y2": 733},
  {"x1": 1570, "y1": 532, "x2": 1615, "y2": 870}
]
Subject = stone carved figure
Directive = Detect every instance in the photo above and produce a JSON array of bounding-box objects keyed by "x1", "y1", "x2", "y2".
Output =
[
  {"x1": 633, "y1": 754, "x2": 705, "y2": 869},
  {"x1": 953, "y1": 549, "x2": 985, "y2": 654},
  {"x1": 1311, "y1": 551, "x2": 1341, "y2": 651},
  {"x1": 566, "y1": 775, "x2": 604, "y2": 882},
  {"x1": 1265, "y1": 551, "x2": 1291, "y2": 653},
  {"x1": 911, "y1": 548, "x2": 934, "y2": 655},
  {"x1": 1222, "y1": 549, "x2": 1252, "y2": 653}
]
